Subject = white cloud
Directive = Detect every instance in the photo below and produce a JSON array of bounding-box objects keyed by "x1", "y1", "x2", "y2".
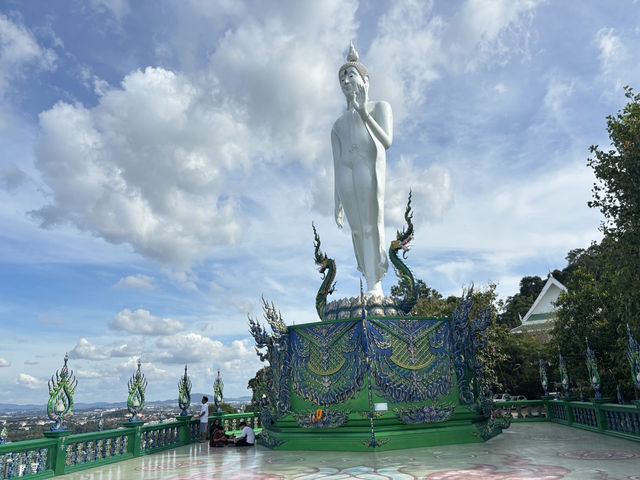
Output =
[
  {"x1": 119, "y1": 357, "x2": 169, "y2": 380},
  {"x1": 110, "y1": 343, "x2": 142, "y2": 357},
  {"x1": 386, "y1": 155, "x2": 453, "y2": 226},
  {"x1": 70, "y1": 338, "x2": 110, "y2": 360},
  {"x1": 17, "y1": 373, "x2": 43, "y2": 390},
  {"x1": 31, "y1": 2, "x2": 359, "y2": 268},
  {"x1": 163, "y1": 268, "x2": 198, "y2": 292},
  {"x1": 109, "y1": 308, "x2": 186, "y2": 335},
  {"x1": 75, "y1": 369, "x2": 102, "y2": 379},
  {"x1": 0, "y1": 14, "x2": 56, "y2": 127},
  {"x1": 155, "y1": 333, "x2": 257, "y2": 368},
  {"x1": 114, "y1": 274, "x2": 155, "y2": 290},
  {"x1": 596, "y1": 27, "x2": 626, "y2": 77},
  {"x1": 89, "y1": 0, "x2": 131, "y2": 21},
  {"x1": 367, "y1": 0, "x2": 542, "y2": 124},
  {"x1": 0, "y1": 358, "x2": 10, "y2": 367}
]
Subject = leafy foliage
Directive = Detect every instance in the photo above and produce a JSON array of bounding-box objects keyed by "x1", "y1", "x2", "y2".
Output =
[
  {"x1": 550, "y1": 87, "x2": 640, "y2": 400},
  {"x1": 246, "y1": 366, "x2": 271, "y2": 412}
]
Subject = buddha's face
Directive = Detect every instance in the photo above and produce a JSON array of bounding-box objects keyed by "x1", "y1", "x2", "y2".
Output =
[{"x1": 340, "y1": 66, "x2": 367, "y2": 97}]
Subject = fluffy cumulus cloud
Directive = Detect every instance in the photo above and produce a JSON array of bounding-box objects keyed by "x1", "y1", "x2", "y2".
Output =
[
  {"x1": 17, "y1": 373, "x2": 43, "y2": 389},
  {"x1": 109, "y1": 308, "x2": 186, "y2": 335},
  {"x1": 118, "y1": 357, "x2": 169, "y2": 380},
  {"x1": 114, "y1": 274, "x2": 155, "y2": 290},
  {"x1": 111, "y1": 343, "x2": 142, "y2": 357},
  {"x1": 155, "y1": 333, "x2": 258, "y2": 368},
  {"x1": 31, "y1": 1, "x2": 359, "y2": 267},
  {"x1": 0, "y1": 358, "x2": 10, "y2": 367},
  {"x1": 70, "y1": 338, "x2": 110, "y2": 360}
]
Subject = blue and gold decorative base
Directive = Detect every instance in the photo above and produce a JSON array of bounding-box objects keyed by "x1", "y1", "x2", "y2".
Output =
[{"x1": 253, "y1": 307, "x2": 504, "y2": 451}]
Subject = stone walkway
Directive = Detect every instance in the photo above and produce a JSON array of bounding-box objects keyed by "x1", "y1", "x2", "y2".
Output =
[{"x1": 59, "y1": 423, "x2": 640, "y2": 479}]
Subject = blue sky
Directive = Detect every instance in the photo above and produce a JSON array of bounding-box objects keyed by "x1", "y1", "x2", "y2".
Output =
[{"x1": 1, "y1": 0, "x2": 638, "y2": 405}]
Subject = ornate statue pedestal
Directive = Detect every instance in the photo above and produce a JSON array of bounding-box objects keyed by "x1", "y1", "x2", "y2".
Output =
[{"x1": 250, "y1": 293, "x2": 509, "y2": 451}]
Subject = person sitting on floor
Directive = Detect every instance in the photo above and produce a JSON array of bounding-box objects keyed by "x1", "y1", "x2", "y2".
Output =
[
  {"x1": 209, "y1": 418, "x2": 231, "y2": 447},
  {"x1": 234, "y1": 421, "x2": 255, "y2": 447}
]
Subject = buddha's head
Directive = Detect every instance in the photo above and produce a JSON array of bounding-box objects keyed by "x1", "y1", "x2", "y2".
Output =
[{"x1": 339, "y1": 42, "x2": 369, "y2": 99}]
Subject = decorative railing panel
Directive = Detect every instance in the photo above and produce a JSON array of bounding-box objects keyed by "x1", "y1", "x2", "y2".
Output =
[
  {"x1": 496, "y1": 401, "x2": 547, "y2": 421},
  {"x1": 190, "y1": 422, "x2": 200, "y2": 441},
  {"x1": 603, "y1": 407, "x2": 640, "y2": 436},
  {"x1": 571, "y1": 405, "x2": 598, "y2": 429},
  {"x1": 0, "y1": 408, "x2": 260, "y2": 478},
  {"x1": 64, "y1": 431, "x2": 131, "y2": 469},
  {"x1": 221, "y1": 413, "x2": 261, "y2": 432},
  {"x1": 0, "y1": 447, "x2": 49, "y2": 479},
  {"x1": 550, "y1": 403, "x2": 568, "y2": 422},
  {"x1": 141, "y1": 423, "x2": 180, "y2": 452}
]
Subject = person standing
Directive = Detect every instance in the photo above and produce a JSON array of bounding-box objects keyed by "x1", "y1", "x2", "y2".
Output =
[{"x1": 194, "y1": 396, "x2": 209, "y2": 442}]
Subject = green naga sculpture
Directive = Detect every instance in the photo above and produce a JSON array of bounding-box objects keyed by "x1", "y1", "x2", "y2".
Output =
[
  {"x1": 558, "y1": 347, "x2": 571, "y2": 398},
  {"x1": 627, "y1": 324, "x2": 640, "y2": 392},
  {"x1": 389, "y1": 191, "x2": 418, "y2": 314},
  {"x1": 178, "y1": 365, "x2": 191, "y2": 416},
  {"x1": 127, "y1": 359, "x2": 147, "y2": 423},
  {"x1": 585, "y1": 338, "x2": 602, "y2": 399},
  {"x1": 312, "y1": 222, "x2": 336, "y2": 320},
  {"x1": 47, "y1": 353, "x2": 77, "y2": 432},
  {"x1": 538, "y1": 353, "x2": 549, "y2": 397},
  {"x1": 214, "y1": 369, "x2": 224, "y2": 412}
]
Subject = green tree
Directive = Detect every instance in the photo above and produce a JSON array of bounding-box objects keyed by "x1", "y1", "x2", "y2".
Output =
[
  {"x1": 246, "y1": 366, "x2": 271, "y2": 412},
  {"x1": 498, "y1": 276, "x2": 546, "y2": 328},
  {"x1": 551, "y1": 87, "x2": 640, "y2": 400}
]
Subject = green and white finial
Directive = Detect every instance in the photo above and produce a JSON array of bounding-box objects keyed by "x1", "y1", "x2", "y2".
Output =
[
  {"x1": 213, "y1": 369, "x2": 224, "y2": 413},
  {"x1": 127, "y1": 359, "x2": 147, "y2": 422},
  {"x1": 557, "y1": 346, "x2": 570, "y2": 398},
  {"x1": 538, "y1": 353, "x2": 549, "y2": 397},
  {"x1": 0, "y1": 422, "x2": 7, "y2": 444},
  {"x1": 585, "y1": 338, "x2": 602, "y2": 399},
  {"x1": 47, "y1": 352, "x2": 78, "y2": 431},
  {"x1": 626, "y1": 324, "x2": 640, "y2": 391},
  {"x1": 178, "y1": 364, "x2": 192, "y2": 416}
]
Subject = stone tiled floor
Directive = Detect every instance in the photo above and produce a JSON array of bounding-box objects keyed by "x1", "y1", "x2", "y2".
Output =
[{"x1": 60, "y1": 423, "x2": 640, "y2": 479}]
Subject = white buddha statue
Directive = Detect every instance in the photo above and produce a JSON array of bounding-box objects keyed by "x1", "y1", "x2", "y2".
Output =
[{"x1": 332, "y1": 43, "x2": 393, "y2": 297}]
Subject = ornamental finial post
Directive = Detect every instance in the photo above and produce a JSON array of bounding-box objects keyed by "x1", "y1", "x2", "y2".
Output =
[
  {"x1": 127, "y1": 359, "x2": 147, "y2": 423},
  {"x1": 557, "y1": 346, "x2": 571, "y2": 398},
  {"x1": 214, "y1": 368, "x2": 224, "y2": 413},
  {"x1": 585, "y1": 337, "x2": 602, "y2": 399},
  {"x1": 47, "y1": 352, "x2": 77, "y2": 431},
  {"x1": 178, "y1": 364, "x2": 192, "y2": 416},
  {"x1": 626, "y1": 324, "x2": 640, "y2": 393},
  {"x1": 538, "y1": 353, "x2": 549, "y2": 397}
]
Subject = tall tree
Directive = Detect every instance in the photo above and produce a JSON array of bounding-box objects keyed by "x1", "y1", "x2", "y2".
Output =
[
  {"x1": 588, "y1": 86, "x2": 640, "y2": 326},
  {"x1": 552, "y1": 87, "x2": 640, "y2": 400}
]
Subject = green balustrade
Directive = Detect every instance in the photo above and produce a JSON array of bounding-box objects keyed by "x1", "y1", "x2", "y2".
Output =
[{"x1": 0, "y1": 412, "x2": 260, "y2": 478}]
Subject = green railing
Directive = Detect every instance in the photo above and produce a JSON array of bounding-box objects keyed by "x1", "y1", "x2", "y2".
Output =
[
  {"x1": 497, "y1": 398, "x2": 640, "y2": 442},
  {"x1": 494, "y1": 400, "x2": 549, "y2": 421},
  {"x1": 0, "y1": 412, "x2": 260, "y2": 479}
]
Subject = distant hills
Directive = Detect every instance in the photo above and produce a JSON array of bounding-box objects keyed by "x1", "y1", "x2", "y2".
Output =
[{"x1": 0, "y1": 394, "x2": 251, "y2": 414}]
